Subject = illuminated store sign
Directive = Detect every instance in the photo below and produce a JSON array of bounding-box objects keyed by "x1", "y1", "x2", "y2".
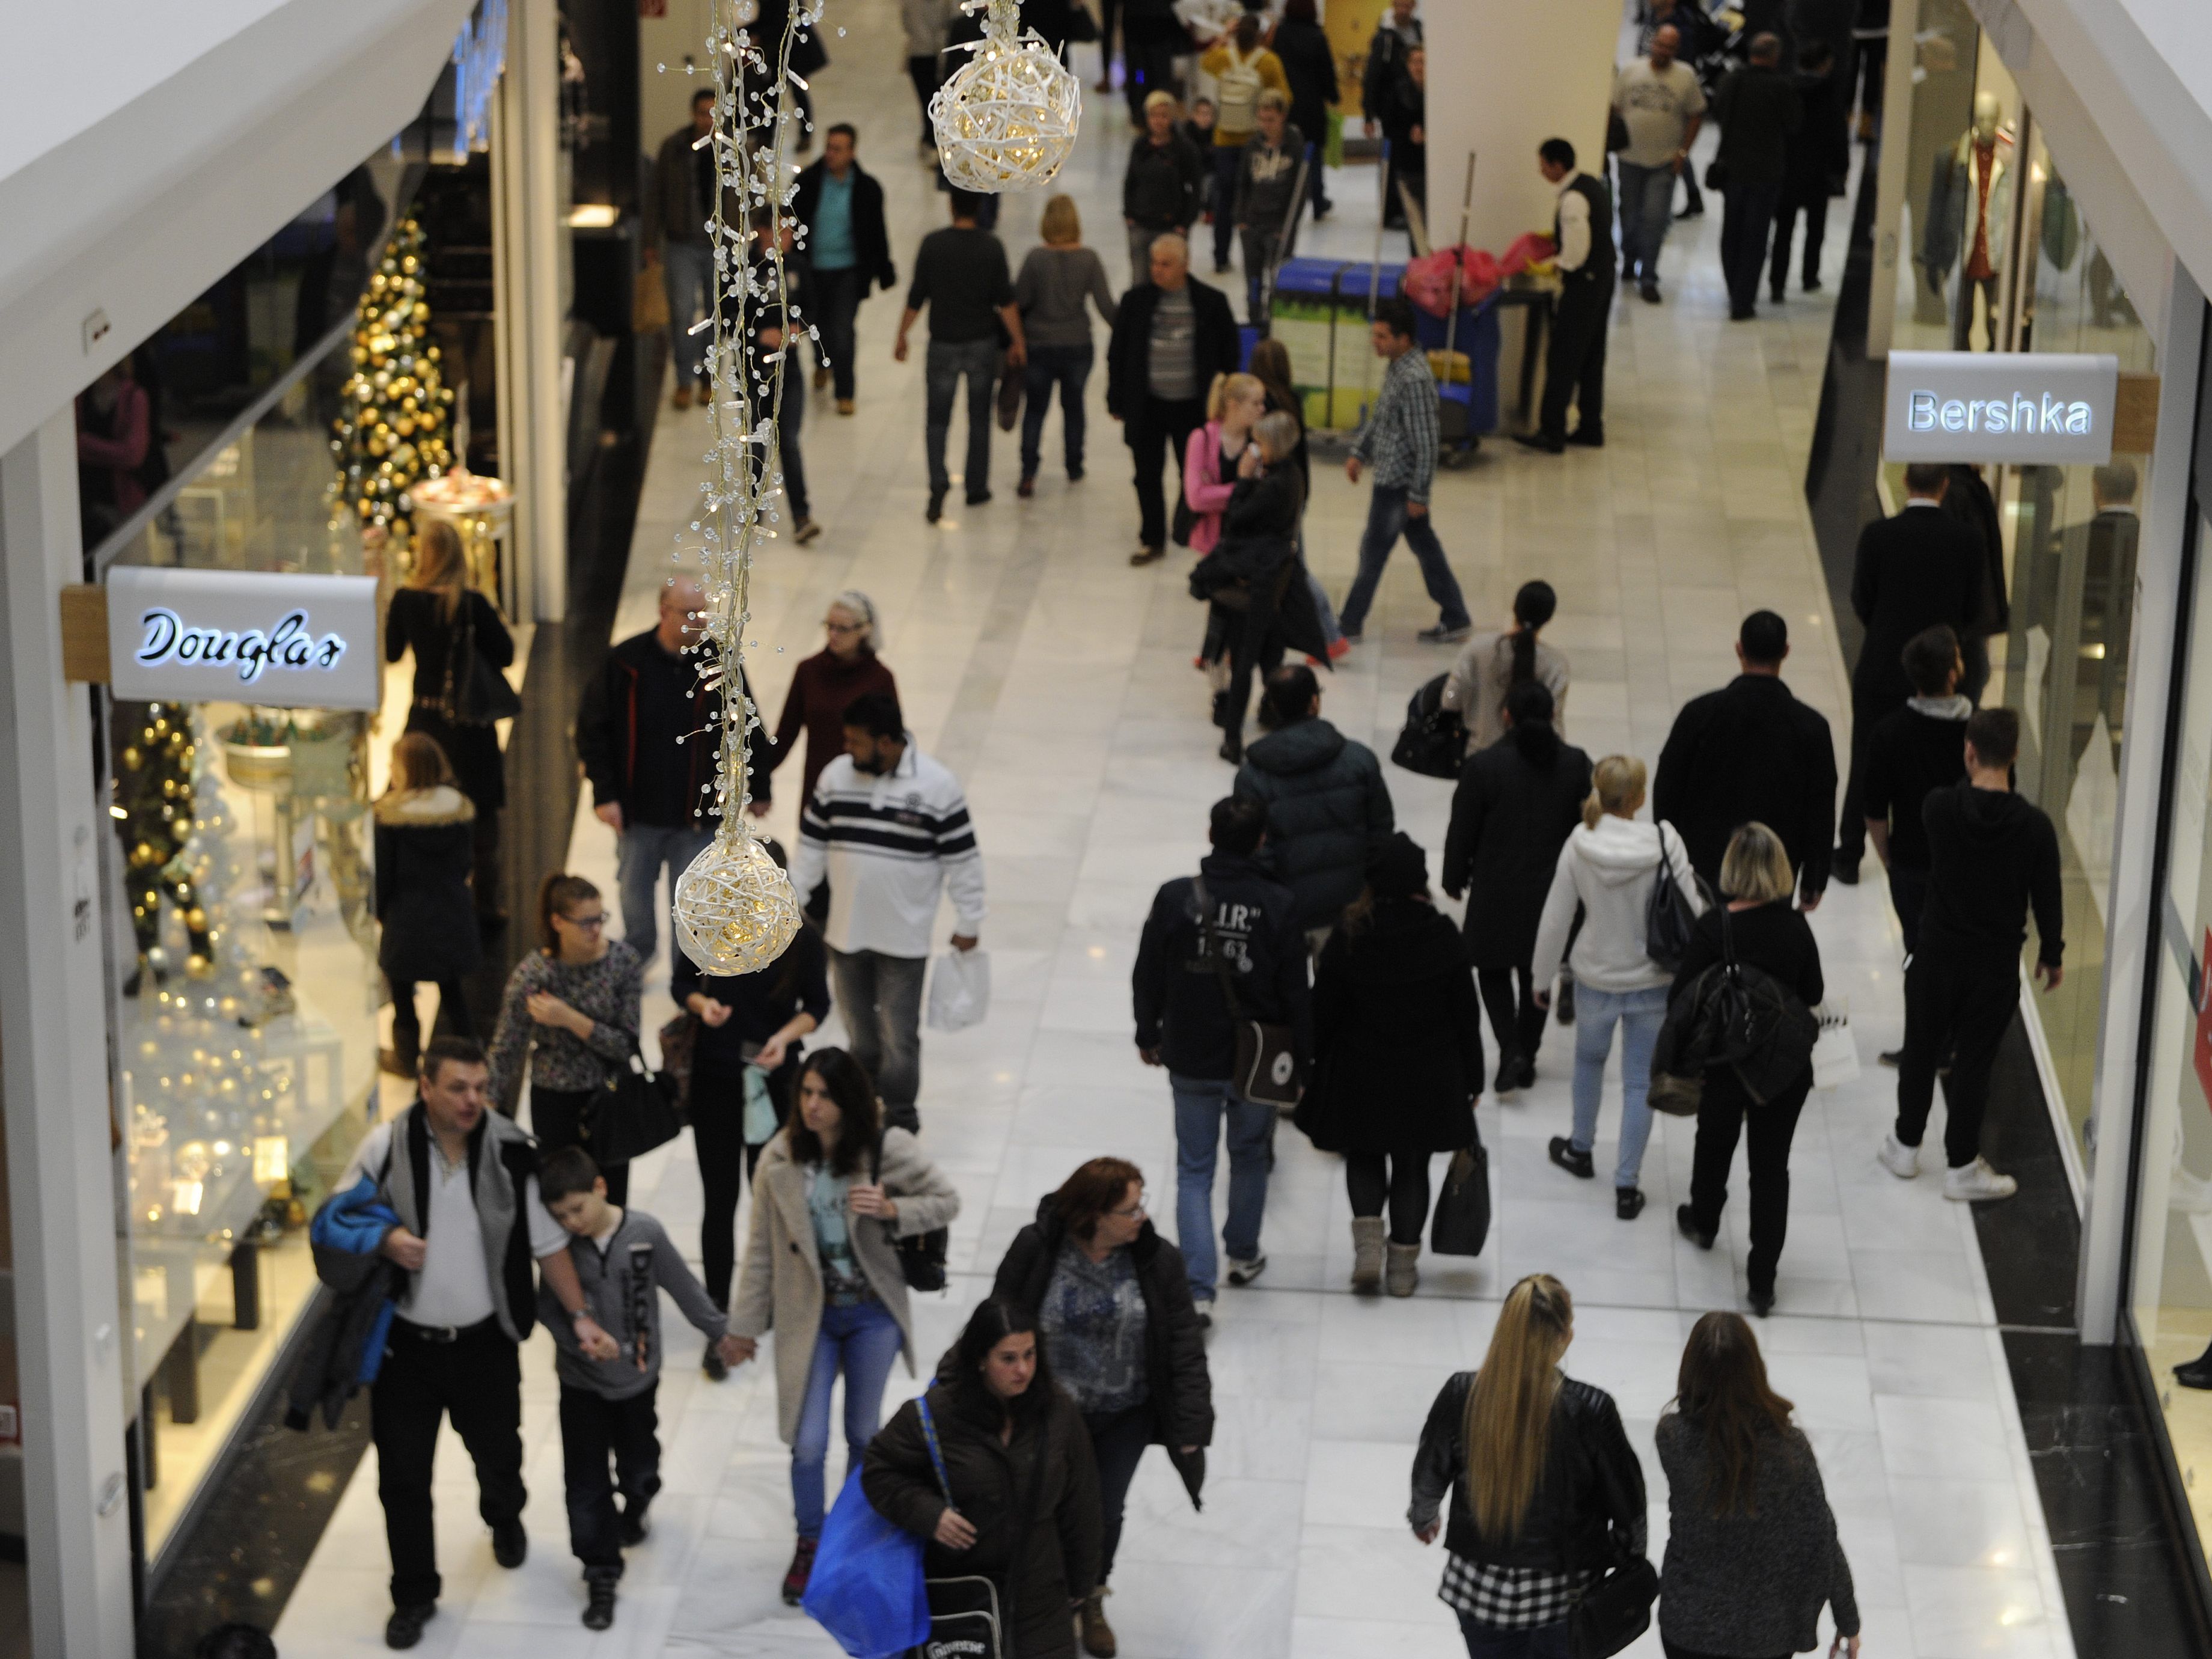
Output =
[
  {"x1": 1883, "y1": 350, "x2": 2118, "y2": 464},
  {"x1": 106, "y1": 568, "x2": 380, "y2": 710}
]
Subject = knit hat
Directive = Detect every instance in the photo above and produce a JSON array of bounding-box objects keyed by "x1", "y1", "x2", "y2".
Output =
[{"x1": 1367, "y1": 831, "x2": 1428, "y2": 900}]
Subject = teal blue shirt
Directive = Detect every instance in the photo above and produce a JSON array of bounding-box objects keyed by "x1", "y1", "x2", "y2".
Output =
[{"x1": 813, "y1": 173, "x2": 857, "y2": 271}]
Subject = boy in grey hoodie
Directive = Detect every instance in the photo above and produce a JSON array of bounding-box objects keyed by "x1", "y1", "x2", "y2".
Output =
[{"x1": 539, "y1": 1147, "x2": 745, "y2": 1629}]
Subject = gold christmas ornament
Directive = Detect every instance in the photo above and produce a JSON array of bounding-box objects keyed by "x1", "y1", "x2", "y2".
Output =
[
  {"x1": 674, "y1": 832, "x2": 802, "y2": 976},
  {"x1": 929, "y1": 0, "x2": 1081, "y2": 194}
]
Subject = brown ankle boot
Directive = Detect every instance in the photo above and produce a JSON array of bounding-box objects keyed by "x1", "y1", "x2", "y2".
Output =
[
  {"x1": 1386, "y1": 1241, "x2": 1421, "y2": 1297},
  {"x1": 1078, "y1": 1587, "x2": 1117, "y2": 1657},
  {"x1": 1351, "y1": 1217, "x2": 1386, "y2": 1293}
]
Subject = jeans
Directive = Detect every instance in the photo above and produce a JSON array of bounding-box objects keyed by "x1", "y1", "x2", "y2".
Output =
[
  {"x1": 1240, "y1": 226, "x2": 1283, "y2": 319},
  {"x1": 662, "y1": 240, "x2": 716, "y2": 388},
  {"x1": 388, "y1": 974, "x2": 473, "y2": 1069},
  {"x1": 1894, "y1": 949, "x2": 2020, "y2": 1169},
  {"x1": 1209, "y1": 145, "x2": 1242, "y2": 267},
  {"x1": 1458, "y1": 1615, "x2": 1573, "y2": 1658},
  {"x1": 1086, "y1": 1404, "x2": 1152, "y2": 1582},
  {"x1": 813, "y1": 264, "x2": 863, "y2": 401},
  {"x1": 1169, "y1": 1072, "x2": 1274, "y2": 1300},
  {"x1": 560, "y1": 1382, "x2": 662, "y2": 1581},
  {"x1": 1568, "y1": 983, "x2": 1669, "y2": 1189},
  {"x1": 615, "y1": 822, "x2": 715, "y2": 967},
  {"x1": 1346, "y1": 1150, "x2": 1432, "y2": 1245},
  {"x1": 792, "y1": 1298, "x2": 905, "y2": 1538},
  {"x1": 925, "y1": 337, "x2": 1001, "y2": 498},
  {"x1": 1126, "y1": 393, "x2": 1206, "y2": 551},
  {"x1": 532, "y1": 1086, "x2": 629, "y2": 1207},
  {"x1": 829, "y1": 948, "x2": 929, "y2": 1130},
  {"x1": 1477, "y1": 961, "x2": 1548, "y2": 1071},
  {"x1": 1720, "y1": 181, "x2": 1783, "y2": 314},
  {"x1": 1337, "y1": 484, "x2": 1470, "y2": 637},
  {"x1": 1020, "y1": 343, "x2": 1094, "y2": 478},
  {"x1": 372, "y1": 1319, "x2": 524, "y2": 1607},
  {"x1": 1128, "y1": 222, "x2": 1180, "y2": 287},
  {"x1": 1688, "y1": 1066, "x2": 1811, "y2": 1295},
  {"x1": 1616, "y1": 159, "x2": 1679, "y2": 281}
]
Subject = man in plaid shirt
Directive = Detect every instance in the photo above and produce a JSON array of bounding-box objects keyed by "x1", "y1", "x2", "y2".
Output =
[{"x1": 1337, "y1": 297, "x2": 1471, "y2": 644}]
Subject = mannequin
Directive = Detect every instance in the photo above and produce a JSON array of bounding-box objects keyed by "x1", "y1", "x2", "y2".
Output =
[{"x1": 1948, "y1": 93, "x2": 2011, "y2": 349}]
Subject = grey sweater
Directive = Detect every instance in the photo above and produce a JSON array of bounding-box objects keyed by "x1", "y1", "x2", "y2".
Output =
[
  {"x1": 539, "y1": 1209, "x2": 727, "y2": 1400},
  {"x1": 1014, "y1": 246, "x2": 1119, "y2": 349},
  {"x1": 1656, "y1": 1414, "x2": 1859, "y2": 1654}
]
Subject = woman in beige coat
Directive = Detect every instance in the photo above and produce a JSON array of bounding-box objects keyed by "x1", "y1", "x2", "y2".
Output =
[{"x1": 727, "y1": 1046, "x2": 961, "y2": 1606}]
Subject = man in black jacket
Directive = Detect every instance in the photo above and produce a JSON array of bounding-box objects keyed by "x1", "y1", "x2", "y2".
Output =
[
  {"x1": 1860, "y1": 625, "x2": 1969, "y2": 964},
  {"x1": 1654, "y1": 610, "x2": 1838, "y2": 905},
  {"x1": 1106, "y1": 234, "x2": 1241, "y2": 564},
  {"x1": 1709, "y1": 34, "x2": 1802, "y2": 319},
  {"x1": 1132, "y1": 795, "x2": 1309, "y2": 1317},
  {"x1": 728, "y1": 210, "x2": 821, "y2": 545},
  {"x1": 1770, "y1": 42, "x2": 1850, "y2": 300},
  {"x1": 1123, "y1": 92, "x2": 1208, "y2": 283},
  {"x1": 1880, "y1": 707, "x2": 2062, "y2": 1202},
  {"x1": 1835, "y1": 462, "x2": 1984, "y2": 880},
  {"x1": 794, "y1": 124, "x2": 897, "y2": 414}
]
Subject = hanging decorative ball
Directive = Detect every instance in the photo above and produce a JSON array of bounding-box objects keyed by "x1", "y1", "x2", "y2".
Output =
[
  {"x1": 673, "y1": 831, "x2": 803, "y2": 977},
  {"x1": 929, "y1": 0, "x2": 1081, "y2": 194}
]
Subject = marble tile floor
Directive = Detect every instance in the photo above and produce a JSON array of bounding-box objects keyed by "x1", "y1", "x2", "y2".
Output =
[{"x1": 276, "y1": 7, "x2": 2073, "y2": 1656}]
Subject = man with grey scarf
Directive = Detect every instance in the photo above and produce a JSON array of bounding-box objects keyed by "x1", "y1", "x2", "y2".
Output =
[{"x1": 337, "y1": 1036, "x2": 619, "y2": 1651}]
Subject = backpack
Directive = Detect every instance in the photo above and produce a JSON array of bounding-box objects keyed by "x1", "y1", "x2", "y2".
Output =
[
  {"x1": 1648, "y1": 908, "x2": 1819, "y2": 1111},
  {"x1": 1215, "y1": 45, "x2": 1265, "y2": 133}
]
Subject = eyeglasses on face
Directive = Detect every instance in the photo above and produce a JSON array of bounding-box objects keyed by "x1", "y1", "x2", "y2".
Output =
[
  {"x1": 1107, "y1": 1199, "x2": 1147, "y2": 1219},
  {"x1": 561, "y1": 911, "x2": 608, "y2": 930},
  {"x1": 823, "y1": 619, "x2": 864, "y2": 634}
]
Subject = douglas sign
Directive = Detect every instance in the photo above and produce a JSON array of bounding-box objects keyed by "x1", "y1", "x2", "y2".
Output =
[
  {"x1": 1883, "y1": 350, "x2": 2118, "y2": 465},
  {"x1": 106, "y1": 567, "x2": 380, "y2": 710}
]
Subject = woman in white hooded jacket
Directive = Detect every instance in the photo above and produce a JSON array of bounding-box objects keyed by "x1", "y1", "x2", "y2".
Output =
[{"x1": 1530, "y1": 756, "x2": 1706, "y2": 1219}]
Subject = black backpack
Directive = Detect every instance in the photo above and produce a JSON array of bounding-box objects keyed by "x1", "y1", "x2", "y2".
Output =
[
  {"x1": 1391, "y1": 674, "x2": 1467, "y2": 778},
  {"x1": 1651, "y1": 908, "x2": 1818, "y2": 1108}
]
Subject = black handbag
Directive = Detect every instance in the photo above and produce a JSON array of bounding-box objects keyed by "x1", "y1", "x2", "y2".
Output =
[
  {"x1": 582, "y1": 1036, "x2": 685, "y2": 1165},
  {"x1": 1390, "y1": 672, "x2": 1467, "y2": 778},
  {"x1": 442, "y1": 600, "x2": 522, "y2": 727},
  {"x1": 1193, "y1": 876, "x2": 1302, "y2": 1108},
  {"x1": 656, "y1": 1011, "x2": 700, "y2": 1105},
  {"x1": 1702, "y1": 157, "x2": 1729, "y2": 192},
  {"x1": 1640, "y1": 822, "x2": 1708, "y2": 973},
  {"x1": 1429, "y1": 1141, "x2": 1491, "y2": 1256},
  {"x1": 872, "y1": 1132, "x2": 950, "y2": 1292},
  {"x1": 1567, "y1": 1551, "x2": 1660, "y2": 1659}
]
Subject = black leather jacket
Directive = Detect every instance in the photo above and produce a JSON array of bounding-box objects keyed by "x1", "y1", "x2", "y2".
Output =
[{"x1": 1409, "y1": 1371, "x2": 1647, "y2": 1571}]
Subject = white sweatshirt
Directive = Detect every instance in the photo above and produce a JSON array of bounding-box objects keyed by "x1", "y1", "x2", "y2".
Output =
[
  {"x1": 789, "y1": 743, "x2": 986, "y2": 959},
  {"x1": 1530, "y1": 815, "x2": 1707, "y2": 995}
]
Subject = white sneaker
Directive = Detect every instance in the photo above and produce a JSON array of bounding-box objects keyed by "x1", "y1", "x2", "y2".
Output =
[
  {"x1": 1943, "y1": 1158, "x2": 2018, "y2": 1202},
  {"x1": 1877, "y1": 1134, "x2": 1920, "y2": 1181},
  {"x1": 1191, "y1": 1297, "x2": 1215, "y2": 1327},
  {"x1": 1226, "y1": 1253, "x2": 1268, "y2": 1286}
]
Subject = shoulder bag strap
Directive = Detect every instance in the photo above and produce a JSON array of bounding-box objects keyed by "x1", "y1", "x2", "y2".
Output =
[
  {"x1": 1191, "y1": 875, "x2": 1247, "y2": 1022},
  {"x1": 917, "y1": 1396, "x2": 956, "y2": 1507}
]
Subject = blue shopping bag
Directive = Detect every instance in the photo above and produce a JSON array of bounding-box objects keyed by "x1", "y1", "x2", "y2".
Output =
[{"x1": 801, "y1": 1468, "x2": 930, "y2": 1658}]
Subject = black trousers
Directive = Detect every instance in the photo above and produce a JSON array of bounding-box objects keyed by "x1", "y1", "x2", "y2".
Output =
[
  {"x1": 1769, "y1": 190, "x2": 1829, "y2": 292},
  {"x1": 812, "y1": 265, "x2": 863, "y2": 402},
  {"x1": 1887, "y1": 863, "x2": 1929, "y2": 958},
  {"x1": 1688, "y1": 1068, "x2": 1811, "y2": 1295},
  {"x1": 690, "y1": 1063, "x2": 772, "y2": 1308},
  {"x1": 1123, "y1": 37, "x2": 1180, "y2": 125},
  {"x1": 1835, "y1": 671, "x2": 1906, "y2": 862},
  {"x1": 1217, "y1": 596, "x2": 1289, "y2": 738},
  {"x1": 1126, "y1": 394, "x2": 1205, "y2": 551},
  {"x1": 560, "y1": 1382, "x2": 662, "y2": 1582},
  {"x1": 372, "y1": 1319, "x2": 525, "y2": 1607},
  {"x1": 908, "y1": 56, "x2": 939, "y2": 144},
  {"x1": 1346, "y1": 1149, "x2": 1432, "y2": 1245},
  {"x1": 389, "y1": 974, "x2": 474, "y2": 1069},
  {"x1": 1895, "y1": 950, "x2": 2020, "y2": 1169},
  {"x1": 1478, "y1": 962, "x2": 1548, "y2": 1070},
  {"x1": 1086, "y1": 1404, "x2": 1152, "y2": 1583},
  {"x1": 1537, "y1": 274, "x2": 1612, "y2": 442},
  {"x1": 474, "y1": 808, "x2": 503, "y2": 918},
  {"x1": 532, "y1": 1085, "x2": 629, "y2": 1206},
  {"x1": 1720, "y1": 181, "x2": 1782, "y2": 314}
]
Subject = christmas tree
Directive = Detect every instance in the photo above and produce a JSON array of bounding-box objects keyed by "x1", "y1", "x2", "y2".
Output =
[
  {"x1": 330, "y1": 216, "x2": 456, "y2": 552},
  {"x1": 115, "y1": 700, "x2": 213, "y2": 990}
]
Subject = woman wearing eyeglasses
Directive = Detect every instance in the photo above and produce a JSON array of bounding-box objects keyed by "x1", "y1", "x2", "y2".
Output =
[
  {"x1": 991, "y1": 1157, "x2": 1212, "y2": 1658},
  {"x1": 753, "y1": 590, "x2": 899, "y2": 820},
  {"x1": 486, "y1": 873, "x2": 644, "y2": 1202}
]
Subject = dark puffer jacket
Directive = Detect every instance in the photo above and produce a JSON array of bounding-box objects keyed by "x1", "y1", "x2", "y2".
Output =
[
  {"x1": 863, "y1": 1375, "x2": 1102, "y2": 1659},
  {"x1": 1233, "y1": 718, "x2": 1396, "y2": 932},
  {"x1": 1131, "y1": 851, "x2": 1308, "y2": 1081},
  {"x1": 1408, "y1": 1370, "x2": 1646, "y2": 1572},
  {"x1": 993, "y1": 1201, "x2": 1213, "y2": 1506}
]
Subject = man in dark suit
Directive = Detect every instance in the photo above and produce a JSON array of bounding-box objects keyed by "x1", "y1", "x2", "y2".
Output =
[
  {"x1": 1833, "y1": 462, "x2": 1985, "y2": 881},
  {"x1": 1708, "y1": 33, "x2": 1801, "y2": 319},
  {"x1": 1654, "y1": 610, "x2": 1838, "y2": 906},
  {"x1": 1105, "y1": 233, "x2": 1241, "y2": 566}
]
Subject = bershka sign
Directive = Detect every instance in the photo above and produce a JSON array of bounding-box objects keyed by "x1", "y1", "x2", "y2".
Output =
[
  {"x1": 1883, "y1": 350, "x2": 2119, "y2": 464},
  {"x1": 106, "y1": 567, "x2": 380, "y2": 710}
]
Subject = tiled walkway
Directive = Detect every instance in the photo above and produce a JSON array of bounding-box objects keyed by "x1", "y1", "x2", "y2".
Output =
[{"x1": 276, "y1": 7, "x2": 2072, "y2": 1655}]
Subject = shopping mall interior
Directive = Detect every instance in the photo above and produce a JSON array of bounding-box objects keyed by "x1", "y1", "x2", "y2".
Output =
[{"x1": 5, "y1": 0, "x2": 2212, "y2": 1654}]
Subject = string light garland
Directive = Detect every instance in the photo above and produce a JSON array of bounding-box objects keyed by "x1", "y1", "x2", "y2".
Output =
[{"x1": 930, "y1": 0, "x2": 1081, "y2": 193}]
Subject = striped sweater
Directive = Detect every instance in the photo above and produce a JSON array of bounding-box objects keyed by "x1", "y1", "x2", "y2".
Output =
[{"x1": 790, "y1": 743, "x2": 986, "y2": 958}]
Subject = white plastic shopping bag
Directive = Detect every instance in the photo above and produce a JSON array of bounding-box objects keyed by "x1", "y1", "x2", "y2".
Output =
[
  {"x1": 1810, "y1": 998, "x2": 1860, "y2": 1091},
  {"x1": 926, "y1": 947, "x2": 992, "y2": 1032}
]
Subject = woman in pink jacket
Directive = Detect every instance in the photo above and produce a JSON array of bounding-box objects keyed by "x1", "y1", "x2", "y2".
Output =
[{"x1": 1184, "y1": 371, "x2": 1266, "y2": 554}]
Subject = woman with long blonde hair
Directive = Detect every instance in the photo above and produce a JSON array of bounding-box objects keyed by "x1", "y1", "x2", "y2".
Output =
[
  {"x1": 1182, "y1": 370, "x2": 1266, "y2": 555},
  {"x1": 1410, "y1": 1274, "x2": 1646, "y2": 1657},
  {"x1": 385, "y1": 517, "x2": 515, "y2": 921}
]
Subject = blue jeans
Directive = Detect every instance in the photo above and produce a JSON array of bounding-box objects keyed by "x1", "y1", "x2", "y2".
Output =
[
  {"x1": 925, "y1": 337, "x2": 1002, "y2": 498},
  {"x1": 1337, "y1": 484, "x2": 1469, "y2": 637},
  {"x1": 1020, "y1": 343, "x2": 1093, "y2": 478},
  {"x1": 1616, "y1": 159, "x2": 1679, "y2": 281},
  {"x1": 1568, "y1": 983, "x2": 1669, "y2": 1189},
  {"x1": 792, "y1": 1298, "x2": 905, "y2": 1539},
  {"x1": 1169, "y1": 1073, "x2": 1274, "y2": 1300},
  {"x1": 614, "y1": 822, "x2": 715, "y2": 966},
  {"x1": 662, "y1": 240, "x2": 715, "y2": 387},
  {"x1": 1456, "y1": 1615, "x2": 1572, "y2": 1658}
]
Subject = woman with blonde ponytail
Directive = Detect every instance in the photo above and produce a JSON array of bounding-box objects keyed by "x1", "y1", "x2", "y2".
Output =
[
  {"x1": 1529, "y1": 755, "x2": 1707, "y2": 1220},
  {"x1": 1411, "y1": 1274, "x2": 1646, "y2": 1657}
]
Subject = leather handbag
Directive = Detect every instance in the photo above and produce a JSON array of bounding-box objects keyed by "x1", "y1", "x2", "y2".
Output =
[
  {"x1": 873, "y1": 1132, "x2": 949, "y2": 1292},
  {"x1": 1568, "y1": 1550, "x2": 1660, "y2": 1659},
  {"x1": 1390, "y1": 672, "x2": 1468, "y2": 778},
  {"x1": 1429, "y1": 1141, "x2": 1491, "y2": 1256},
  {"x1": 1640, "y1": 822, "x2": 1707, "y2": 973},
  {"x1": 582, "y1": 1035, "x2": 685, "y2": 1165},
  {"x1": 442, "y1": 601, "x2": 522, "y2": 727},
  {"x1": 1194, "y1": 876, "x2": 1302, "y2": 1109}
]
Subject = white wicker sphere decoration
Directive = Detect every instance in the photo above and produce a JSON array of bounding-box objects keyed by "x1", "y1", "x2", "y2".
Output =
[
  {"x1": 673, "y1": 831, "x2": 804, "y2": 976},
  {"x1": 929, "y1": 34, "x2": 1081, "y2": 193}
]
